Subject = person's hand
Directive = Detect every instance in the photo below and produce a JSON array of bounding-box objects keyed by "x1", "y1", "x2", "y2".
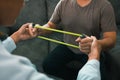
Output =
[
  {"x1": 76, "y1": 36, "x2": 93, "y2": 53},
  {"x1": 32, "y1": 24, "x2": 43, "y2": 35},
  {"x1": 88, "y1": 36, "x2": 102, "y2": 60},
  {"x1": 10, "y1": 23, "x2": 37, "y2": 44},
  {"x1": 32, "y1": 22, "x2": 57, "y2": 35}
]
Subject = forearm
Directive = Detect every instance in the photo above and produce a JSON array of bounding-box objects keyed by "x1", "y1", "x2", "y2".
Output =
[
  {"x1": 98, "y1": 32, "x2": 116, "y2": 51},
  {"x1": 38, "y1": 22, "x2": 56, "y2": 35},
  {"x1": 10, "y1": 31, "x2": 21, "y2": 44},
  {"x1": 88, "y1": 49, "x2": 100, "y2": 61}
]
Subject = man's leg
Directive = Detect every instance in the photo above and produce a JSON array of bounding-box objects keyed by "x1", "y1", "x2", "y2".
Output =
[
  {"x1": 100, "y1": 52, "x2": 107, "y2": 80},
  {"x1": 42, "y1": 45, "x2": 76, "y2": 80}
]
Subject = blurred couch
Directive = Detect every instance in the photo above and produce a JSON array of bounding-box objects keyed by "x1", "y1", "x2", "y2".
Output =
[{"x1": 0, "y1": 0, "x2": 120, "y2": 80}]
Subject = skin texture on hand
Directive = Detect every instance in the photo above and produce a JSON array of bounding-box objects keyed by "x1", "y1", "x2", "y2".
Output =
[
  {"x1": 76, "y1": 36, "x2": 101, "y2": 60},
  {"x1": 32, "y1": 21, "x2": 57, "y2": 36},
  {"x1": 76, "y1": 36, "x2": 93, "y2": 53},
  {"x1": 97, "y1": 32, "x2": 116, "y2": 51},
  {"x1": 88, "y1": 36, "x2": 101, "y2": 60},
  {"x1": 76, "y1": 32, "x2": 116, "y2": 54},
  {"x1": 10, "y1": 23, "x2": 37, "y2": 44}
]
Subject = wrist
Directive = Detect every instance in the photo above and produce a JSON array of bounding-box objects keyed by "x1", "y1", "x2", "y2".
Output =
[
  {"x1": 97, "y1": 40, "x2": 102, "y2": 52},
  {"x1": 88, "y1": 49, "x2": 100, "y2": 60},
  {"x1": 10, "y1": 31, "x2": 20, "y2": 44}
]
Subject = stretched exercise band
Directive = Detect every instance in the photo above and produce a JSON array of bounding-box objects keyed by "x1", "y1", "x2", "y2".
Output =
[
  {"x1": 38, "y1": 36, "x2": 79, "y2": 49},
  {"x1": 34, "y1": 24, "x2": 85, "y2": 49},
  {"x1": 34, "y1": 24, "x2": 83, "y2": 37}
]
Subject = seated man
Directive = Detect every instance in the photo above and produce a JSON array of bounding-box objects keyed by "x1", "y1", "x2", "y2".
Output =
[{"x1": 0, "y1": 0, "x2": 100, "y2": 80}]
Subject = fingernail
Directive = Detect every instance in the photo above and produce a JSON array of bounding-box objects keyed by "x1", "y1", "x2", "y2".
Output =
[{"x1": 29, "y1": 23, "x2": 33, "y2": 28}]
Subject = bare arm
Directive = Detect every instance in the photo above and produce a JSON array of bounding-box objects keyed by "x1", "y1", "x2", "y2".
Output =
[
  {"x1": 37, "y1": 21, "x2": 57, "y2": 35},
  {"x1": 76, "y1": 31, "x2": 116, "y2": 53},
  {"x1": 98, "y1": 31, "x2": 116, "y2": 51},
  {"x1": 11, "y1": 23, "x2": 37, "y2": 44}
]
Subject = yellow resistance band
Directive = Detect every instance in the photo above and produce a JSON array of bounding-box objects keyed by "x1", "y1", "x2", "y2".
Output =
[
  {"x1": 34, "y1": 24, "x2": 83, "y2": 37},
  {"x1": 34, "y1": 24, "x2": 84, "y2": 49},
  {"x1": 38, "y1": 36, "x2": 79, "y2": 49}
]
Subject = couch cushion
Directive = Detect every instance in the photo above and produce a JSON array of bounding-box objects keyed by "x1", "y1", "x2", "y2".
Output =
[
  {"x1": 0, "y1": 27, "x2": 9, "y2": 40},
  {"x1": 0, "y1": 27, "x2": 9, "y2": 34},
  {"x1": 11, "y1": 0, "x2": 47, "y2": 32},
  {"x1": 46, "y1": 0, "x2": 60, "y2": 20},
  {"x1": 108, "y1": 0, "x2": 120, "y2": 25}
]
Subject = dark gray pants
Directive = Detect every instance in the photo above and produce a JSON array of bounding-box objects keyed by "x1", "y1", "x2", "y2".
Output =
[{"x1": 42, "y1": 44, "x2": 106, "y2": 80}]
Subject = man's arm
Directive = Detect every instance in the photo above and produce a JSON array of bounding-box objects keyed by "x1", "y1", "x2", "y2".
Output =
[
  {"x1": 76, "y1": 31, "x2": 116, "y2": 53},
  {"x1": 98, "y1": 31, "x2": 116, "y2": 51},
  {"x1": 36, "y1": 21, "x2": 57, "y2": 35},
  {"x1": 99, "y1": 1, "x2": 117, "y2": 51},
  {"x1": 76, "y1": 1, "x2": 117, "y2": 54}
]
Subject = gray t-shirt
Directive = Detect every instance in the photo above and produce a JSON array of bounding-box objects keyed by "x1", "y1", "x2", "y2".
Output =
[{"x1": 50, "y1": 0, "x2": 117, "y2": 53}]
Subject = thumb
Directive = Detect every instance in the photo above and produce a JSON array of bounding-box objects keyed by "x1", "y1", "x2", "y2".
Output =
[{"x1": 75, "y1": 37, "x2": 81, "y2": 42}]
